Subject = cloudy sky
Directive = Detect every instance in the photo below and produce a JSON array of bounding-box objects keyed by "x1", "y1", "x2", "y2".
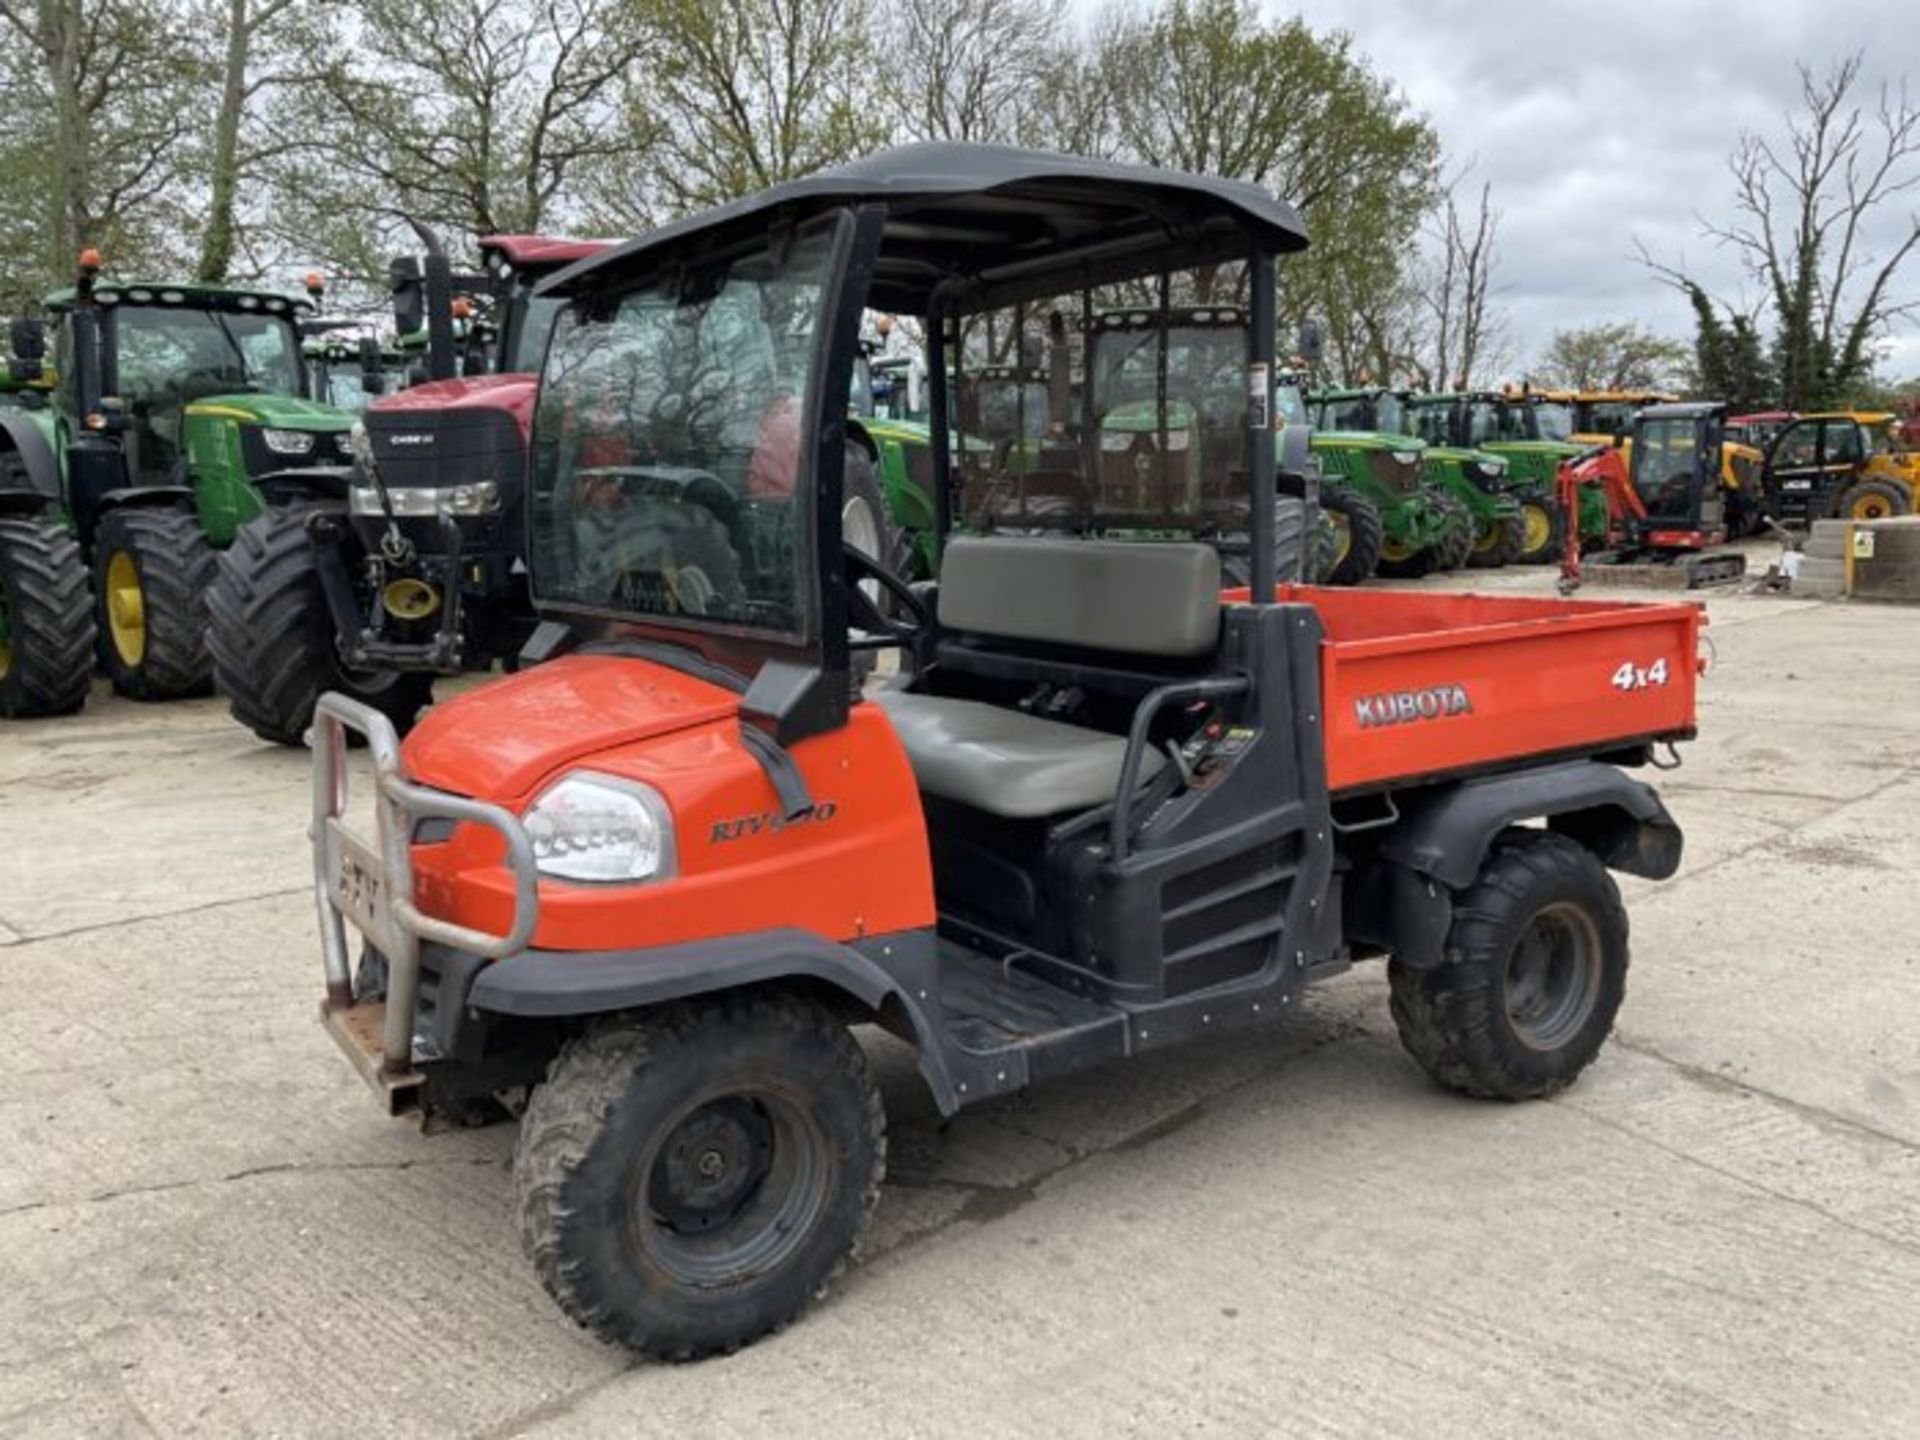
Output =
[{"x1": 1285, "y1": 0, "x2": 1920, "y2": 378}]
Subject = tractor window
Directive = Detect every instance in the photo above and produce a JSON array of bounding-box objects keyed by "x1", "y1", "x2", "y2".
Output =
[
  {"x1": 1373, "y1": 392, "x2": 1409, "y2": 436},
  {"x1": 1822, "y1": 421, "x2": 1865, "y2": 465},
  {"x1": 1631, "y1": 416, "x2": 1701, "y2": 512},
  {"x1": 506, "y1": 295, "x2": 566, "y2": 374},
  {"x1": 1465, "y1": 400, "x2": 1503, "y2": 445},
  {"x1": 1274, "y1": 381, "x2": 1308, "y2": 428},
  {"x1": 1407, "y1": 402, "x2": 1452, "y2": 446},
  {"x1": 527, "y1": 223, "x2": 836, "y2": 635},
  {"x1": 1773, "y1": 423, "x2": 1819, "y2": 468},
  {"x1": 1322, "y1": 397, "x2": 1374, "y2": 431},
  {"x1": 1531, "y1": 402, "x2": 1574, "y2": 441},
  {"x1": 112, "y1": 304, "x2": 303, "y2": 406}
]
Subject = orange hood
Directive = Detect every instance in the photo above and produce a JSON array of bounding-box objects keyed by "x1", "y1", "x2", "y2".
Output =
[{"x1": 402, "y1": 654, "x2": 741, "y2": 803}]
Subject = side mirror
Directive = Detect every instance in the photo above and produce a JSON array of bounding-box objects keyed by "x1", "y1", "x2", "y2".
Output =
[
  {"x1": 358, "y1": 337, "x2": 387, "y2": 397},
  {"x1": 10, "y1": 317, "x2": 45, "y2": 362},
  {"x1": 389, "y1": 256, "x2": 425, "y2": 336},
  {"x1": 1294, "y1": 320, "x2": 1325, "y2": 368}
]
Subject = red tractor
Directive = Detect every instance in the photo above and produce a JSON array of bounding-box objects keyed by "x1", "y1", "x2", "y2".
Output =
[
  {"x1": 309, "y1": 144, "x2": 1702, "y2": 1359},
  {"x1": 209, "y1": 233, "x2": 607, "y2": 744}
]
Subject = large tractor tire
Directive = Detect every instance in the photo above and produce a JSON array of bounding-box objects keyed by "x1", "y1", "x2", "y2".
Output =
[
  {"x1": 1388, "y1": 831, "x2": 1627, "y2": 1101},
  {"x1": 0, "y1": 515, "x2": 95, "y2": 718},
  {"x1": 1467, "y1": 507, "x2": 1525, "y2": 569},
  {"x1": 1834, "y1": 476, "x2": 1909, "y2": 523},
  {"x1": 514, "y1": 991, "x2": 886, "y2": 1360},
  {"x1": 92, "y1": 506, "x2": 216, "y2": 700},
  {"x1": 843, "y1": 446, "x2": 911, "y2": 579},
  {"x1": 1322, "y1": 487, "x2": 1384, "y2": 586},
  {"x1": 208, "y1": 505, "x2": 434, "y2": 746},
  {"x1": 1513, "y1": 487, "x2": 1561, "y2": 565},
  {"x1": 1219, "y1": 495, "x2": 1334, "y2": 589},
  {"x1": 1429, "y1": 495, "x2": 1476, "y2": 572}
]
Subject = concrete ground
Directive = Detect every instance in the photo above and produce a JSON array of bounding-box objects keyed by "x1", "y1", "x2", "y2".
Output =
[{"x1": 2, "y1": 552, "x2": 1917, "y2": 1438}]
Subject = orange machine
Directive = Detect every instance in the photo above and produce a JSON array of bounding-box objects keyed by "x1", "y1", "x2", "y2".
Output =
[{"x1": 307, "y1": 147, "x2": 1702, "y2": 1362}]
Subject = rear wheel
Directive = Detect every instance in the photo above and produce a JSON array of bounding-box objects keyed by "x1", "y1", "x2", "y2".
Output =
[
  {"x1": 1218, "y1": 495, "x2": 1330, "y2": 589},
  {"x1": 92, "y1": 506, "x2": 216, "y2": 700},
  {"x1": 208, "y1": 505, "x2": 434, "y2": 746},
  {"x1": 514, "y1": 992, "x2": 885, "y2": 1360},
  {"x1": 0, "y1": 515, "x2": 94, "y2": 717},
  {"x1": 1322, "y1": 487, "x2": 1383, "y2": 585},
  {"x1": 1834, "y1": 476, "x2": 1909, "y2": 522},
  {"x1": 1388, "y1": 831, "x2": 1627, "y2": 1100},
  {"x1": 1467, "y1": 507, "x2": 1525, "y2": 568},
  {"x1": 1513, "y1": 488, "x2": 1561, "y2": 564}
]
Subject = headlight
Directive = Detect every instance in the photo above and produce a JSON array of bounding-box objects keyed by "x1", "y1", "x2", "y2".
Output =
[
  {"x1": 1390, "y1": 450, "x2": 1420, "y2": 466},
  {"x1": 261, "y1": 427, "x2": 317, "y2": 456},
  {"x1": 348, "y1": 479, "x2": 500, "y2": 516},
  {"x1": 523, "y1": 772, "x2": 674, "y2": 884}
]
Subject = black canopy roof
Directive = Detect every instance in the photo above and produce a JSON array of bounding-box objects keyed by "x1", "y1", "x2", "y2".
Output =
[
  {"x1": 1639, "y1": 402, "x2": 1726, "y2": 420},
  {"x1": 537, "y1": 142, "x2": 1309, "y2": 314}
]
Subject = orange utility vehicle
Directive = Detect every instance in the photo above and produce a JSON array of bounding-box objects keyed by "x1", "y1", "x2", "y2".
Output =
[{"x1": 310, "y1": 145, "x2": 1703, "y2": 1360}]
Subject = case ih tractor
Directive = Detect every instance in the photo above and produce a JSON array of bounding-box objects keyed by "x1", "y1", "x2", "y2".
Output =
[
  {"x1": 208, "y1": 234, "x2": 607, "y2": 744},
  {"x1": 0, "y1": 254, "x2": 353, "y2": 712},
  {"x1": 308, "y1": 144, "x2": 1701, "y2": 1360}
]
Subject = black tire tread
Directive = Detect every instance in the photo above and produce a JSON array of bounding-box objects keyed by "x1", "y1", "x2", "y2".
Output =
[
  {"x1": 1466, "y1": 507, "x2": 1525, "y2": 569},
  {"x1": 1388, "y1": 831, "x2": 1628, "y2": 1101},
  {"x1": 93, "y1": 506, "x2": 216, "y2": 699},
  {"x1": 1323, "y1": 486, "x2": 1384, "y2": 586},
  {"x1": 208, "y1": 505, "x2": 432, "y2": 745},
  {"x1": 1833, "y1": 475, "x2": 1910, "y2": 520},
  {"x1": 1513, "y1": 487, "x2": 1562, "y2": 565},
  {"x1": 0, "y1": 515, "x2": 94, "y2": 717},
  {"x1": 513, "y1": 990, "x2": 885, "y2": 1361}
]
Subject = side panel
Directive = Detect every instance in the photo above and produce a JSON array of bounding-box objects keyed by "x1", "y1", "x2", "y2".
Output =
[{"x1": 1318, "y1": 600, "x2": 1700, "y2": 792}]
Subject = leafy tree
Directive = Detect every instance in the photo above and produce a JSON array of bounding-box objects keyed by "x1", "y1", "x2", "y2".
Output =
[
  {"x1": 1536, "y1": 321, "x2": 1691, "y2": 392},
  {"x1": 1681, "y1": 283, "x2": 1773, "y2": 410}
]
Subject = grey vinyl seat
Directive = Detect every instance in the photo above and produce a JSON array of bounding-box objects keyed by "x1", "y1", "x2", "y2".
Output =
[{"x1": 877, "y1": 535, "x2": 1222, "y2": 819}]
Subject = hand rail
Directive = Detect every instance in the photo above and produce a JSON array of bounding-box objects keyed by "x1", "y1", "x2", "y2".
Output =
[{"x1": 1108, "y1": 674, "x2": 1251, "y2": 861}]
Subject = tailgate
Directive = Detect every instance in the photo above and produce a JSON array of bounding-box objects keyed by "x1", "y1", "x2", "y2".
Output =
[{"x1": 1315, "y1": 593, "x2": 1701, "y2": 792}]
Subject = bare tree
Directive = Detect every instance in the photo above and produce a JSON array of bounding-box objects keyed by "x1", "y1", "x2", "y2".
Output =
[
  {"x1": 882, "y1": 0, "x2": 1065, "y2": 145},
  {"x1": 1421, "y1": 169, "x2": 1504, "y2": 388},
  {"x1": 1645, "y1": 54, "x2": 1920, "y2": 407}
]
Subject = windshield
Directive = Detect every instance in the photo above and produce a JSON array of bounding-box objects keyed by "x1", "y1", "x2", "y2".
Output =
[
  {"x1": 528, "y1": 225, "x2": 834, "y2": 634},
  {"x1": 1322, "y1": 396, "x2": 1373, "y2": 431},
  {"x1": 1275, "y1": 381, "x2": 1307, "y2": 427},
  {"x1": 507, "y1": 295, "x2": 566, "y2": 373},
  {"x1": 1465, "y1": 400, "x2": 1502, "y2": 445},
  {"x1": 113, "y1": 304, "x2": 303, "y2": 404},
  {"x1": 1532, "y1": 401, "x2": 1574, "y2": 441},
  {"x1": 1585, "y1": 401, "x2": 1635, "y2": 437}
]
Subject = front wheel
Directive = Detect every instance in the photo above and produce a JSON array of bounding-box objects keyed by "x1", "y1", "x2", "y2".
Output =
[
  {"x1": 92, "y1": 506, "x2": 216, "y2": 699},
  {"x1": 208, "y1": 505, "x2": 433, "y2": 745},
  {"x1": 1467, "y1": 507, "x2": 1525, "y2": 569},
  {"x1": 1322, "y1": 487, "x2": 1384, "y2": 585},
  {"x1": 514, "y1": 991, "x2": 886, "y2": 1360},
  {"x1": 1388, "y1": 831, "x2": 1628, "y2": 1100},
  {"x1": 1513, "y1": 488, "x2": 1561, "y2": 565},
  {"x1": 1834, "y1": 476, "x2": 1909, "y2": 522}
]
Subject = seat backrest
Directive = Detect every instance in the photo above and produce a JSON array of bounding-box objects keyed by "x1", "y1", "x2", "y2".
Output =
[{"x1": 938, "y1": 535, "x2": 1221, "y2": 658}]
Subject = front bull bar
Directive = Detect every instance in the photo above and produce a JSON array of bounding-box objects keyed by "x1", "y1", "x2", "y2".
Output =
[{"x1": 311, "y1": 693, "x2": 538, "y2": 1106}]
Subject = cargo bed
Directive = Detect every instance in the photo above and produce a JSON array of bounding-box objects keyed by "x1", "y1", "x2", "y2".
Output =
[{"x1": 1229, "y1": 586, "x2": 1703, "y2": 793}]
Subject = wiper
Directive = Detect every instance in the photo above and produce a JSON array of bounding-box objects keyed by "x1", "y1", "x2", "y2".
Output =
[{"x1": 207, "y1": 310, "x2": 257, "y2": 391}]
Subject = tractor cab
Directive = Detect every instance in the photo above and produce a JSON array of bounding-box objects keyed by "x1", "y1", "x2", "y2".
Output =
[
  {"x1": 1763, "y1": 411, "x2": 1919, "y2": 524},
  {"x1": 1572, "y1": 391, "x2": 1675, "y2": 450},
  {"x1": 304, "y1": 334, "x2": 406, "y2": 414},
  {"x1": 1626, "y1": 403, "x2": 1733, "y2": 541}
]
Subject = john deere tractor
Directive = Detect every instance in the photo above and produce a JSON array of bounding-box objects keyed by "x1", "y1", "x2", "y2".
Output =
[
  {"x1": 1307, "y1": 397, "x2": 1465, "y2": 579},
  {"x1": 1406, "y1": 390, "x2": 1588, "y2": 563},
  {"x1": 0, "y1": 253, "x2": 353, "y2": 709},
  {"x1": 1315, "y1": 386, "x2": 1527, "y2": 568}
]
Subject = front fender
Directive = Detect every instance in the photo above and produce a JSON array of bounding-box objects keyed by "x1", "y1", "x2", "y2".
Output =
[
  {"x1": 470, "y1": 925, "x2": 964, "y2": 1112},
  {"x1": 1380, "y1": 760, "x2": 1683, "y2": 890},
  {"x1": 0, "y1": 412, "x2": 61, "y2": 503}
]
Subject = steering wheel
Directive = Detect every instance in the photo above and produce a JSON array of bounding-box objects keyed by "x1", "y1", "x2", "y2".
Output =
[{"x1": 843, "y1": 543, "x2": 931, "y2": 652}]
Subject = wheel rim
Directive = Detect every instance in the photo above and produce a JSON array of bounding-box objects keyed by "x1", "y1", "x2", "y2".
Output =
[
  {"x1": 843, "y1": 495, "x2": 884, "y2": 608},
  {"x1": 1379, "y1": 535, "x2": 1415, "y2": 562},
  {"x1": 635, "y1": 1088, "x2": 832, "y2": 1288},
  {"x1": 1851, "y1": 493, "x2": 1892, "y2": 519},
  {"x1": 1522, "y1": 504, "x2": 1552, "y2": 553},
  {"x1": 1504, "y1": 901, "x2": 1602, "y2": 1051},
  {"x1": 1472, "y1": 518, "x2": 1502, "y2": 553},
  {"x1": 104, "y1": 550, "x2": 145, "y2": 667},
  {"x1": 1329, "y1": 512, "x2": 1352, "y2": 567}
]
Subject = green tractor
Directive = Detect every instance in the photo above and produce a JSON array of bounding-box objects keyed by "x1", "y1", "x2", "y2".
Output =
[
  {"x1": 848, "y1": 347, "x2": 942, "y2": 579},
  {"x1": 1315, "y1": 386, "x2": 1528, "y2": 568},
  {"x1": 303, "y1": 333, "x2": 406, "y2": 415},
  {"x1": 1305, "y1": 398, "x2": 1467, "y2": 579},
  {"x1": 0, "y1": 252, "x2": 354, "y2": 707},
  {"x1": 1405, "y1": 390, "x2": 1591, "y2": 562}
]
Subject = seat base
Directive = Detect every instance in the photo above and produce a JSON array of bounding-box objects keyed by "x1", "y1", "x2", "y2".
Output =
[{"x1": 875, "y1": 689, "x2": 1163, "y2": 820}]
